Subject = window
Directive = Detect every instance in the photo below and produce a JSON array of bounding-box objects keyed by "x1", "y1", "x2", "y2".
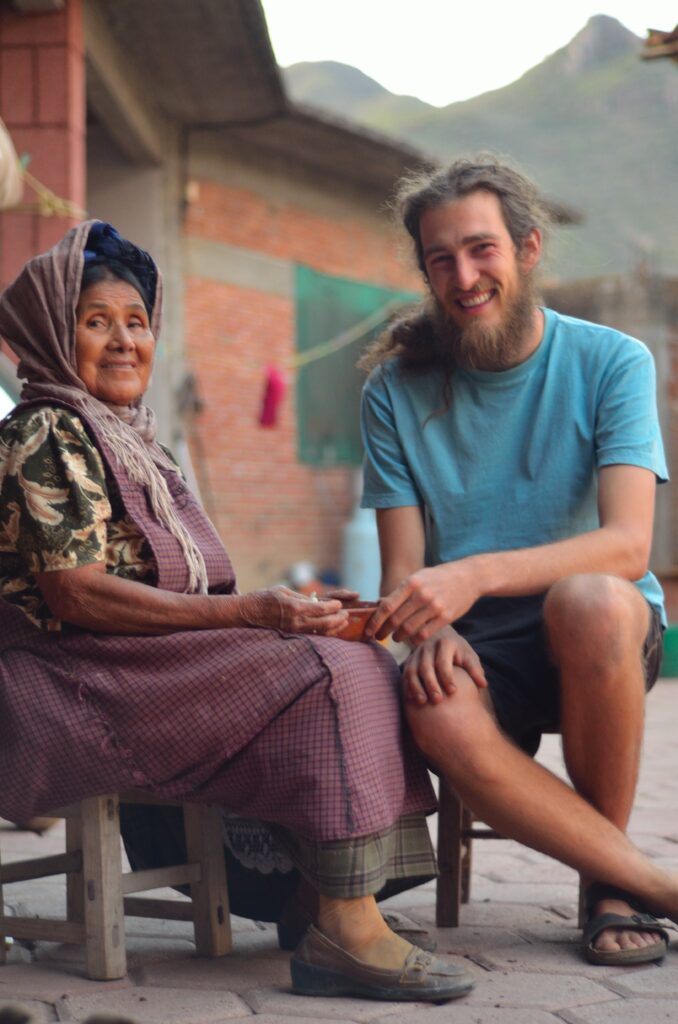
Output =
[{"x1": 295, "y1": 265, "x2": 418, "y2": 466}]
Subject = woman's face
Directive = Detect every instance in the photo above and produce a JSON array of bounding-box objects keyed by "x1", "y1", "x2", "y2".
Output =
[{"x1": 75, "y1": 277, "x2": 155, "y2": 405}]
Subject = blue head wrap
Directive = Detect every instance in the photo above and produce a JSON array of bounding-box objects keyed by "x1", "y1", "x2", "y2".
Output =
[{"x1": 83, "y1": 222, "x2": 157, "y2": 313}]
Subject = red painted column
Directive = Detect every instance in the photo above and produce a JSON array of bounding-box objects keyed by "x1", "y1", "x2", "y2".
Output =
[{"x1": 0, "y1": 0, "x2": 85, "y2": 292}]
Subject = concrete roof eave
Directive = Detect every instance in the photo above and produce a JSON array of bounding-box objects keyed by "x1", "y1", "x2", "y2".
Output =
[
  {"x1": 85, "y1": 0, "x2": 582, "y2": 215},
  {"x1": 215, "y1": 101, "x2": 433, "y2": 193},
  {"x1": 86, "y1": 0, "x2": 430, "y2": 192}
]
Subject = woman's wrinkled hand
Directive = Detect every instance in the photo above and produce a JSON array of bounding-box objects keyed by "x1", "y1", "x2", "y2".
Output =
[
  {"x1": 237, "y1": 586, "x2": 349, "y2": 636},
  {"x1": 403, "y1": 626, "x2": 487, "y2": 706}
]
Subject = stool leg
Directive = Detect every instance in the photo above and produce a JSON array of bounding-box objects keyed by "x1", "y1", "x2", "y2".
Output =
[
  {"x1": 183, "y1": 803, "x2": 231, "y2": 956},
  {"x1": 436, "y1": 781, "x2": 463, "y2": 927},
  {"x1": 0, "y1": 843, "x2": 6, "y2": 965},
  {"x1": 66, "y1": 815, "x2": 84, "y2": 925},
  {"x1": 578, "y1": 880, "x2": 586, "y2": 929},
  {"x1": 81, "y1": 794, "x2": 126, "y2": 980},
  {"x1": 460, "y1": 804, "x2": 474, "y2": 904}
]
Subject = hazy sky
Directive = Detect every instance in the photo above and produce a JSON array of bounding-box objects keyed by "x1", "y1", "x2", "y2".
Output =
[{"x1": 260, "y1": 1, "x2": 677, "y2": 106}]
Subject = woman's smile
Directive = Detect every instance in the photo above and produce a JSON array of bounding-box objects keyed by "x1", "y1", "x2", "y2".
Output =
[{"x1": 75, "y1": 278, "x2": 155, "y2": 404}]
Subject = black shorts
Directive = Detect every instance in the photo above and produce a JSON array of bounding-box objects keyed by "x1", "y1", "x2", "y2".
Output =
[{"x1": 453, "y1": 594, "x2": 664, "y2": 756}]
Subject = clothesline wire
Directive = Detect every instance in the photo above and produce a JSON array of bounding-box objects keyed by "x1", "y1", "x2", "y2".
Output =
[{"x1": 287, "y1": 299, "x2": 405, "y2": 370}]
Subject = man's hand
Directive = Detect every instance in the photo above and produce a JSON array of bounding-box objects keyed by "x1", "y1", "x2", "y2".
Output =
[
  {"x1": 366, "y1": 562, "x2": 480, "y2": 643},
  {"x1": 403, "y1": 626, "x2": 487, "y2": 705}
]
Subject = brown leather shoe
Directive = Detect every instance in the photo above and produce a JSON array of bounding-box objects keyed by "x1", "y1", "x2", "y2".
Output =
[{"x1": 290, "y1": 925, "x2": 474, "y2": 1001}]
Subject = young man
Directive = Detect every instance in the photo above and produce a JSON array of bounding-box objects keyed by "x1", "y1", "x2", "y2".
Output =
[{"x1": 360, "y1": 157, "x2": 671, "y2": 965}]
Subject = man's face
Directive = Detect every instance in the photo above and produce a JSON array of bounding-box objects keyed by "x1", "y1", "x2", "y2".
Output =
[{"x1": 419, "y1": 190, "x2": 541, "y2": 370}]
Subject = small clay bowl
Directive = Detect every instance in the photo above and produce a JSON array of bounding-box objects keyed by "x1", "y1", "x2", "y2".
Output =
[{"x1": 338, "y1": 601, "x2": 378, "y2": 642}]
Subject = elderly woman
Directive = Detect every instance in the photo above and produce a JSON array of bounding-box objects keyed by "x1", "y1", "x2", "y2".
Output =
[{"x1": 0, "y1": 221, "x2": 474, "y2": 1002}]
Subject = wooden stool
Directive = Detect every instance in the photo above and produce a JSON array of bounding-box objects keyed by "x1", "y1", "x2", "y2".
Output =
[
  {"x1": 436, "y1": 779, "x2": 585, "y2": 928},
  {"x1": 0, "y1": 792, "x2": 231, "y2": 980}
]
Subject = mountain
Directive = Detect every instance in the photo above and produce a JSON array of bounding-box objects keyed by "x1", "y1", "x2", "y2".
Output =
[
  {"x1": 283, "y1": 61, "x2": 432, "y2": 136},
  {"x1": 283, "y1": 16, "x2": 678, "y2": 281}
]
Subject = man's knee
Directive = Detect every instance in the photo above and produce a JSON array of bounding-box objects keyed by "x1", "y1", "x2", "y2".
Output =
[
  {"x1": 405, "y1": 669, "x2": 500, "y2": 778},
  {"x1": 544, "y1": 574, "x2": 648, "y2": 667}
]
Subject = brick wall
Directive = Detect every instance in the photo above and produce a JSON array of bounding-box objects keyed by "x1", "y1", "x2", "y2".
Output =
[
  {"x1": 0, "y1": 0, "x2": 84, "y2": 287},
  {"x1": 183, "y1": 178, "x2": 420, "y2": 590}
]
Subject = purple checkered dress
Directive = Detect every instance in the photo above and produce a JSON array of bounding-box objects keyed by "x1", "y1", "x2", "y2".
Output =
[{"x1": 0, "y1": 403, "x2": 436, "y2": 846}]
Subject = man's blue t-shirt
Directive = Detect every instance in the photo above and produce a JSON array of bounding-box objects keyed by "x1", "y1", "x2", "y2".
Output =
[{"x1": 361, "y1": 307, "x2": 668, "y2": 622}]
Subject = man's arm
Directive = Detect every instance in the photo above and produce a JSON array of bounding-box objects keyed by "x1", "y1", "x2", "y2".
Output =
[
  {"x1": 372, "y1": 504, "x2": 487, "y2": 701},
  {"x1": 376, "y1": 505, "x2": 427, "y2": 595},
  {"x1": 368, "y1": 463, "x2": 656, "y2": 645}
]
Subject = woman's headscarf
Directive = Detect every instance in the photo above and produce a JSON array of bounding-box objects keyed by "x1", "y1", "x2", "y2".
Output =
[{"x1": 0, "y1": 220, "x2": 208, "y2": 593}]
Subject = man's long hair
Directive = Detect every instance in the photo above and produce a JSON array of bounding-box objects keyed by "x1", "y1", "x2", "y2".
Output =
[{"x1": 359, "y1": 156, "x2": 552, "y2": 381}]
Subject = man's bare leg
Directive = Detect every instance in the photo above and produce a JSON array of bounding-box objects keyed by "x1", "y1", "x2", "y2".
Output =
[
  {"x1": 544, "y1": 573, "x2": 660, "y2": 954},
  {"x1": 405, "y1": 673, "x2": 678, "y2": 924}
]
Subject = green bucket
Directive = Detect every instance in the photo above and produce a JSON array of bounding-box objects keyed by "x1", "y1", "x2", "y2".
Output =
[{"x1": 660, "y1": 625, "x2": 678, "y2": 677}]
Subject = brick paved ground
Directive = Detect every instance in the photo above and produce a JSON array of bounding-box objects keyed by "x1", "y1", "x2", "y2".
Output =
[{"x1": 2, "y1": 680, "x2": 678, "y2": 1023}]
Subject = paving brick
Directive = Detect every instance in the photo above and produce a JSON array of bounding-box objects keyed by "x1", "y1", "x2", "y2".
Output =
[
  {"x1": 517, "y1": 923, "x2": 581, "y2": 945},
  {"x1": 0, "y1": 999, "x2": 56, "y2": 1022},
  {"x1": 430, "y1": 925, "x2": 531, "y2": 957},
  {"x1": 408, "y1": 900, "x2": 566, "y2": 931},
  {"x1": 226, "y1": 1017, "x2": 356, "y2": 1024},
  {"x1": 461, "y1": 970, "x2": 617, "y2": 1009},
  {"x1": 35, "y1": 934, "x2": 197, "y2": 970},
  {"x1": 559, "y1": 998, "x2": 678, "y2": 1023},
  {"x1": 60, "y1": 987, "x2": 250, "y2": 1023},
  {"x1": 131, "y1": 953, "x2": 291, "y2": 994},
  {"x1": 0, "y1": 961, "x2": 131, "y2": 1001},
  {"x1": 475, "y1": 856, "x2": 578, "y2": 886},
  {"x1": 467, "y1": 940, "x2": 656, "y2": 979},
  {"x1": 604, "y1": 963, "x2": 678, "y2": 998},
  {"x1": 469, "y1": 880, "x2": 579, "y2": 906},
  {"x1": 373, "y1": 1007, "x2": 564, "y2": 1024},
  {"x1": 242, "y1": 986, "x2": 424, "y2": 1021}
]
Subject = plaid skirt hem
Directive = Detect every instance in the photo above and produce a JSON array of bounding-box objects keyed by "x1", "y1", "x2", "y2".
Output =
[{"x1": 273, "y1": 812, "x2": 437, "y2": 898}]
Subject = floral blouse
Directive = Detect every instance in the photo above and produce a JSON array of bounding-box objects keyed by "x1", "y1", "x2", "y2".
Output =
[{"x1": 0, "y1": 405, "x2": 158, "y2": 631}]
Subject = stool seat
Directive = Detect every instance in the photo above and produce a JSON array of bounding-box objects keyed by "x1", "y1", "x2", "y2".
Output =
[{"x1": 0, "y1": 792, "x2": 231, "y2": 980}]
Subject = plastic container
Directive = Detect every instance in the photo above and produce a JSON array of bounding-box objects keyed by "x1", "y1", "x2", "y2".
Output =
[
  {"x1": 341, "y1": 504, "x2": 381, "y2": 601},
  {"x1": 660, "y1": 625, "x2": 678, "y2": 677}
]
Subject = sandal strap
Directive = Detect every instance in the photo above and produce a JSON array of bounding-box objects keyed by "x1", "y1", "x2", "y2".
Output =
[{"x1": 583, "y1": 911, "x2": 670, "y2": 949}]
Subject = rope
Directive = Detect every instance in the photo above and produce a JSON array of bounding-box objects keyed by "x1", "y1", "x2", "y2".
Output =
[
  {"x1": 13, "y1": 166, "x2": 87, "y2": 220},
  {"x1": 286, "y1": 299, "x2": 402, "y2": 369}
]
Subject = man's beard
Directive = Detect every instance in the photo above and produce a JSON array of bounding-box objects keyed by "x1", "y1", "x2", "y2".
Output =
[{"x1": 432, "y1": 272, "x2": 537, "y2": 372}]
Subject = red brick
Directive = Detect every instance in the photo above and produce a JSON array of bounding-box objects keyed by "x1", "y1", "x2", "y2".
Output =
[
  {"x1": 183, "y1": 266, "x2": 365, "y2": 589},
  {"x1": 36, "y1": 44, "x2": 68, "y2": 124},
  {"x1": 68, "y1": 123, "x2": 85, "y2": 208},
  {"x1": 17, "y1": 125, "x2": 71, "y2": 198},
  {"x1": 0, "y1": 5, "x2": 72, "y2": 47},
  {"x1": 184, "y1": 179, "x2": 420, "y2": 291},
  {"x1": 0, "y1": 46, "x2": 36, "y2": 125},
  {"x1": 0, "y1": 210, "x2": 36, "y2": 287},
  {"x1": 37, "y1": 212, "x2": 76, "y2": 253},
  {"x1": 67, "y1": 43, "x2": 85, "y2": 137}
]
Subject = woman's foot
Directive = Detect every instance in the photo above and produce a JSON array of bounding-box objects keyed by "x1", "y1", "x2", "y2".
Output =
[
  {"x1": 291, "y1": 925, "x2": 474, "y2": 1002},
  {"x1": 287, "y1": 893, "x2": 474, "y2": 1001}
]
